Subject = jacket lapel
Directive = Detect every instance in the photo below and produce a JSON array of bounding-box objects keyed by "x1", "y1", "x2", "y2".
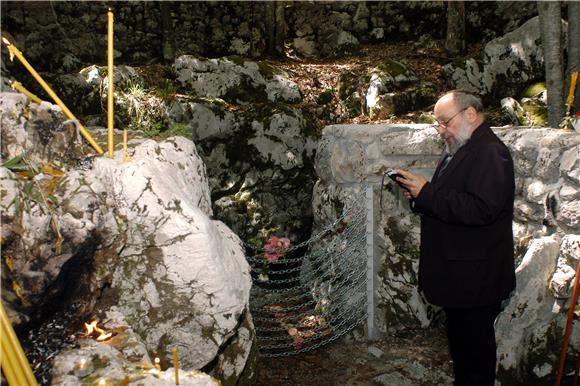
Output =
[
  {"x1": 432, "y1": 152, "x2": 451, "y2": 183},
  {"x1": 433, "y1": 148, "x2": 470, "y2": 185}
]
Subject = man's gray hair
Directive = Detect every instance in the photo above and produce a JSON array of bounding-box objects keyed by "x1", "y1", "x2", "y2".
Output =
[{"x1": 443, "y1": 90, "x2": 484, "y2": 112}]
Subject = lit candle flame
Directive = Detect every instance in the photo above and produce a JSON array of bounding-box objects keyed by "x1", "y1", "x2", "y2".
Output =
[
  {"x1": 84, "y1": 320, "x2": 112, "y2": 341},
  {"x1": 79, "y1": 358, "x2": 86, "y2": 368},
  {"x1": 2, "y1": 37, "x2": 11, "y2": 45},
  {"x1": 96, "y1": 332, "x2": 113, "y2": 341},
  {"x1": 84, "y1": 320, "x2": 97, "y2": 335}
]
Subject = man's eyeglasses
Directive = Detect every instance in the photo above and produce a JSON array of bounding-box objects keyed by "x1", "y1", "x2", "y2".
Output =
[{"x1": 436, "y1": 107, "x2": 468, "y2": 128}]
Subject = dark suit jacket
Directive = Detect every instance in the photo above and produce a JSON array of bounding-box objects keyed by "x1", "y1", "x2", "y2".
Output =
[{"x1": 412, "y1": 122, "x2": 516, "y2": 308}]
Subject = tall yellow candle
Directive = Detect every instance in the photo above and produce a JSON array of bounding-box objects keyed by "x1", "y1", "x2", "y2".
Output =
[
  {"x1": 10, "y1": 80, "x2": 42, "y2": 104},
  {"x1": 1, "y1": 37, "x2": 103, "y2": 155},
  {"x1": 1, "y1": 302, "x2": 38, "y2": 386},
  {"x1": 0, "y1": 335, "x2": 27, "y2": 386},
  {"x1": 107, "y1": 8, "x2": 115, "y2": 158},
  {"x1": 565, "y1": 71, "x2": 578, "y2": 130},
  {"x1": 173, "y1": 348, "x2": 179, "y2": 385},
  {"x1": 123, "y1": 128, "x2": 128, "y2": 161},
  {"x1": 567, "y1": 71, "x2": 578, "y2": 106}
]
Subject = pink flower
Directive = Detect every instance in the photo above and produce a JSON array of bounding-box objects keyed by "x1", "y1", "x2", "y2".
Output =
[
  {"x1": 292, "y1": 336, "x2": 304, "y2": 350},
  {"x1": 263, "y1": 236, "x2": 291, "y2": 262},
  {"x1": 264, "y1": 252, "x2": 283, "y2": 262}
]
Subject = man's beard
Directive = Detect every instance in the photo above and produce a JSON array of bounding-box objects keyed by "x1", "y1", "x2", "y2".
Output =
[{"x1": 445, "y1": 122, "x2": 473, "y2": 155}]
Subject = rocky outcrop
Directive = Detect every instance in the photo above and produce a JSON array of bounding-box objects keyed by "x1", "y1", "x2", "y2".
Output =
[
  {"x1": 51, "y1": 310, "x2": 222, "y2": 386},
  {"x1": 173, "y1": 56, "x2": 301, "y2": 104},
  {"x1": 365, "y1": 60, "x2": 437, "y2": 119},
  {"x1": 495, "y1": 235, "x2": 579, "y2": 385},
  {"x1": 444, "y1": 17, "x2": 567, "y2": 102},
  {"x1": 500, "y1": 82, "x2": 548, "y2": 127},
  {"x1": 338, "y1": 60, "x2": 437, "y2": 121},
  {"x1": 314, "y1": 123, "x2": 580, "y2": 384},
  {"x1": 170, "y1": 56, "x2": 317, "y2": 245},
  {"x1": 40, "y1": 54, "x2": 319, "y2": 249},
  {"x1": 0, "y1": 92, "x2": 256, "y2": 385}
]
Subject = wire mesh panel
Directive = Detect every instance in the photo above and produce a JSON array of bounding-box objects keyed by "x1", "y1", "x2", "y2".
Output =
[{"x1": 245, "y1": 187, "x2": 369, "y2": 357}]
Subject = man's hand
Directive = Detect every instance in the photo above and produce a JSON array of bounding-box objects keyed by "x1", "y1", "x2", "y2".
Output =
[{"x1": 396, "y1": 170, "x2": 427, "y2": 199}]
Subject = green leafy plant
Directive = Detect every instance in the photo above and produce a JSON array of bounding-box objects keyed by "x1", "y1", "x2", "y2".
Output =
[
  {"x1": 163, "y1": 123, "x2": 191, "y2": 138},
  {"x1": 2, "y1": 154, "x2": 64, "y2": 252}
]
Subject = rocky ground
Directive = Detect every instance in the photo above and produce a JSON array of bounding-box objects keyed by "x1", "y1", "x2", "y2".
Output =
[
  {"x1": 272, "y1": 40, "x2": 506, "y2": 130},
  {"x1": 255, "y1": 326, "x2": 453, "y2": 386}
]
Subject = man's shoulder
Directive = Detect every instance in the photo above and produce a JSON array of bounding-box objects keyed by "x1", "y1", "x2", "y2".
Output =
[{"x1": 475, "y1": 124, "x2": 510, "y2": 152}]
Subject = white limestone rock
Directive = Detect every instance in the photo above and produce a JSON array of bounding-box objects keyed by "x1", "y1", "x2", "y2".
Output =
[
  {"x1": 248, "y1": 112, "x2": 313, "y2": 170},
  {"x1": 1, "y1": 92, "x2": 256, "y2": 383},
  {"x1": 370, "y1": 28, "x2": 385, "y2": 41},
  {"x1": 173, "y1": 56, "x2": 301, "y2": 103},
  {"x1": 444, "y1": 58, "x2": 484, "y2": 95},
  {"x1": 293, "y1": 37, "x2": 318, "y2": 58},
  {"x1": 549, "y1": 234, "x2": 579, "y2": 305},
  {"x1": 0, "y1": 101, "x2": 117, "y2": 315},
  {"x1": 444, "y1": 17, "x2": 567, "y2": 98},
  {"x1": 51, "y1": 314, "x2": 220, "y2": 386},
  {"x1": 0, "y1": 167, "x2": 18, "y2": 221},
  {"x1": 164, "y1": 97, "x2": 317, "y2": 244},
  {"x1": 230, "y1": 38, "x2": 250, "y2": 56},
  {"x1": 495, "y1": 236, "x2": 575, "y2": 385},
  {"x1": 557, "y1": 199, "x2": 580, "y2": 228},
  {"x1": 88, "y1": 138, "x2": 252, "y2": 371},
  {"x1": 212, "y1": 310, "x2": 257, "y2": 385},
  {"x1": 318, "y1": 125, "x2": 442, "y2": 184},
  {"x1": 500, "y1": 97, "x2": 524, "y2": 125},
  {"x1": 337, "y1": 31, "x2": 359, "y2": 51},
  {"x1": 560, "y1": 145, "x2": 580, "y2": 183},
  {"x1": 364, "y1": 61, "x2": 437, "y2": 119}
]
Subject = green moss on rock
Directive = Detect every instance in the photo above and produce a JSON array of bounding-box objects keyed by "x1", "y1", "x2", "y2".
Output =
[
  {"x1": 376, "y1": 60, "x2": 408, "y2": 77},
  {"x1": 521, "y1": 99, "x2": 548, "y2": 126},
  {"x1": 522, "y1": 82, "x2": 546, "y2": 98}
]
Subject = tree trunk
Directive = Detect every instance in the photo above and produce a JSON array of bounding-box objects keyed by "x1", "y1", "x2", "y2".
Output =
[
  {"x1": 265, "y1": 2, "x2": 287, "y2": 57},
  {"x1": 159, "y1": 2, "x2": 175, "y2": 63},
  {"x1": 568, "y1": 2, "x2": 580, "y2": 112},
  {"x1": 538, "y1": 1, "x2": 564, "y2": 128},
  {"x1": 445, "y1": 1, "x2": 465, "y2": 56},
  {"x1": 275, "y1": 3, "x2": 288, "y2": 56},
  {"x1": 265, "y1": 2, "x2": 276, "y2": 56}
]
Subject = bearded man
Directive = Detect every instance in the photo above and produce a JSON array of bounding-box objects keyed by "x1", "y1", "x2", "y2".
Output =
[{"x1": 396, "y1": 90, "x2": 516, "y2": 386}]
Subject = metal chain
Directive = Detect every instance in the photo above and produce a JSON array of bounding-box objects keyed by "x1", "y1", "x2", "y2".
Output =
[
  {"x1": 246, "y1": 188, "x2": 370, "y2": 357},
  {"x1": 252, "y1": 275, "x2": 366, "y2": 322},
  {"x1": 259, "y1": 312, "x2": 368, "y2": 356},
  {"x1": 247, "y1": 209, "x2": 366, "y2": 277},
  {"x1": 250, "y1": 260, "x2": 366, "y2": 316},
  {"x1": 250, "y1": 247, "x2": 366, "y2": 286},
  {"x1": 243, "y1": 187, "x2": 367, "y2": 254},
  {"x1": 253, "y1": 278, "x2": 368, "y2": 333}
]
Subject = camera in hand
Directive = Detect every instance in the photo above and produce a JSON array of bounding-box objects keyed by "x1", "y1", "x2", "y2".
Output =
[
  {"x1": 387, "y1": 170, "x2": 403, "y2": 182},
  {"x1": 386, "y1": 170, "x2": 409, "y2": 191}
]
